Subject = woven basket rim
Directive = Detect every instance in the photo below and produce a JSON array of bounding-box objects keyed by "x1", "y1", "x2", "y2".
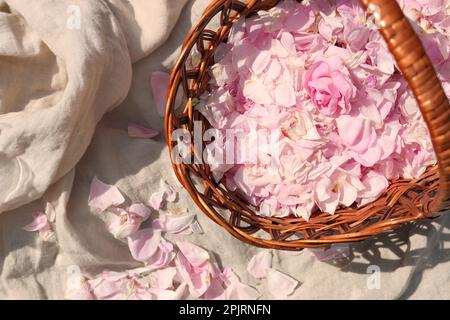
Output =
[{"x1": 164, "y1": 0, "x2": 450, "y2": 250}]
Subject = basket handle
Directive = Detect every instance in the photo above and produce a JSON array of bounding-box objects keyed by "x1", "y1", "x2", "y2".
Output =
[{"x1": 358, "y1": 0, "x2": 450, "y2": 215}]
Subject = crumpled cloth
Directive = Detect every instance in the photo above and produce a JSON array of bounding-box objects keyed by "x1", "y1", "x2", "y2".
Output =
[
  {"x1": 0, "y1": 0, "x2": 187, "y2": 213},
  {"x1": 1, "y1": 0, "x2": 450, "y2": 300}
]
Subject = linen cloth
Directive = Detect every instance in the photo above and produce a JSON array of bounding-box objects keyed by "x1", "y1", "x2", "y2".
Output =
[{"x1": 0, "y1": 0, "x2": 449, "y2": 299}]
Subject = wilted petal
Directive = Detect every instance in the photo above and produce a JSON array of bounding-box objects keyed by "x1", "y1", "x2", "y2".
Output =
[
  {"x1": 175, "y1": 252, "x2": 211, "y2": 298},
  {"x1": 88, "y1": 272, "x2": 128, "y2": 300},
  {"x1": 66, "y1": 276, "x2": 96, "y2": 300},
  {"x1": 146, "y1": 238, "x2": 175, "y2": 269},
  {"x1": 204, "y1": 278, "x2": 227, "y2": 300}
]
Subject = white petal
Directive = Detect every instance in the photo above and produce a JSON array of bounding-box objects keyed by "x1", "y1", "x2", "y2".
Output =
[
  {"x1": 247, "y1": 251, "x2": 272, "y2": 279},
  {"x1": 267, "y1": 269, "x2": 299, "y2": 299}
]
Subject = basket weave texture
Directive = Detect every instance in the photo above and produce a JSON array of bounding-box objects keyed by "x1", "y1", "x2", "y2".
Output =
[{"x1": 165, "y1": 0, "x2": 450, "y2": 250}]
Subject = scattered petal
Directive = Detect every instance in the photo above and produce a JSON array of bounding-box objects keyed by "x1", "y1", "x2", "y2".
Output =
[
  {"x1": 150, "y1": 283, "x2": 187, "y2": 300},
  {"x1": 22, "y1": 211, "x2": 55, "y2": 241},
  {"x1": 146, "y1": 238, "x2": 175, "y2": 269},
  {"x1": 247, "y1": 251, "x2": 272, "y2": 279},
  {"x1": 22, "y1": 211, "x2": 49, "y2": 232},
  {"x1": 66, "y1": 277, "x2": 96, "y2": 300},
  {"x1": 176, "y1": 241, "x2": 210, "y2": 267},
  {"x1": 221, "y1": 268, "x2": 260, "y2": 300},
  {"x1": 149, "y1": 191, "x2": 165, "y2": 211},
  {"x1": 108, "y1": 209, "x2": 144, "y2": 239},
  {"x1": 152, "y1": 267, "x2": 177, "y2": 290},
  {"x1": 128, "y1": 203, "x2": 152, "y2": 220},
  {"x1": 153, "y1": 213, "x2": 195, "y2": 234},
  {"x1": 150, "y1": 71, "x2": 170, "y2": 117},
  {"x1": 128, "y1": 123, "x2": 160, "y2": 139},
  {"x1": 128, "y1": 229, "x2": 162, "y2": 263},
  {"x1": 267, "y1": 268, "x2": 299, "y2": 299},
  {"x1": 308, "y1": 244, "x2": 350, "y2": 262},
  {"x1": 88, "y1": 177, "x2": 125, "y2": 212}
]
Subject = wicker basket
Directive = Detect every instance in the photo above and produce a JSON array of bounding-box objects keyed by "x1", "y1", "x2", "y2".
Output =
[{"x1": 165, "y1": 0, "x2": 450, "y2": 251}]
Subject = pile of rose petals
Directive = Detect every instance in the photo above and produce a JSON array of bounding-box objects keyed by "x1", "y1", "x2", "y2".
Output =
[
  {"x1": 198, "y1": 0, "x2": 444, "y2": 220},
  {"x1": 65, "y1": 177, "x2": 262, "y2": 300}
]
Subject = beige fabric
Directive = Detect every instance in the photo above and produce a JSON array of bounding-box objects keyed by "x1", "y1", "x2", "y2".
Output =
[{"x1": 1, "y1": 0, "x2": 450, "y2": 300}]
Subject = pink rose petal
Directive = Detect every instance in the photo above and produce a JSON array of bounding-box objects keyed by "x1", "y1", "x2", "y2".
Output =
[
  {"x1": 22, "y1": 211, "x2": 49, "y2": 232},
  {"x1": 88, "y1": 271, "x2": 129, "y2": 300},
  {"x1": 128, "y1": 123, "x2": 160, "y2": 139},
  {"x1": 150, "y1": 71, "x2": 170, "y2": 117},
  {"x1": 152, "y1": 267, "x2": 177, "y2": 290},
  {"x1": 175, "y1": 251, "x2": 211, "y2": 297},
  {"x1": 108, "y1": 210, "x2": 142, "y2": 239},
  {"x1": 88, "y1": 177, "x2": 125, "y2": 212},
  {"x1": 146, "y1": 238, "x2": 175, "y2": 269},
  {"x1": 149, "y1": 191, "x2": 165, "y2": 210},
  {"x1": 148, "y1": 180, "x2": 178, "y2": 210},
  {"x1": 128, "y1": 203, "x2": 152, "y2": 220},
  {"x1": 308, "y1": 244, "x2": 350, "y2": 262},
  {"x1": 150, "y1": 283, "x2": 187, "y2": 300},
  {"x1": 176, "y1": 241, "x2": 210, "y2": 267},
  {"x1": 22, "y1": 211, "x2": 55, "y2": 241},
  {"x1": 128, "y1": 228, "x2": 162, "y2": 263},
  {"x1": 153, "y1": 213, "x2": 195, "y2": 234}
]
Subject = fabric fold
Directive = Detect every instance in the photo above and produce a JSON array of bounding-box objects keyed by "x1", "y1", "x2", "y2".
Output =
[{"x1": 0, "y1": 0, "x2": 187, "y2": 214}]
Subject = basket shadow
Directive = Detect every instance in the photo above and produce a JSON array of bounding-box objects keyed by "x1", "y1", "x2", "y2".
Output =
[{"x1": 325, "y1": 213, "x2": 450, "y2": 298}]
